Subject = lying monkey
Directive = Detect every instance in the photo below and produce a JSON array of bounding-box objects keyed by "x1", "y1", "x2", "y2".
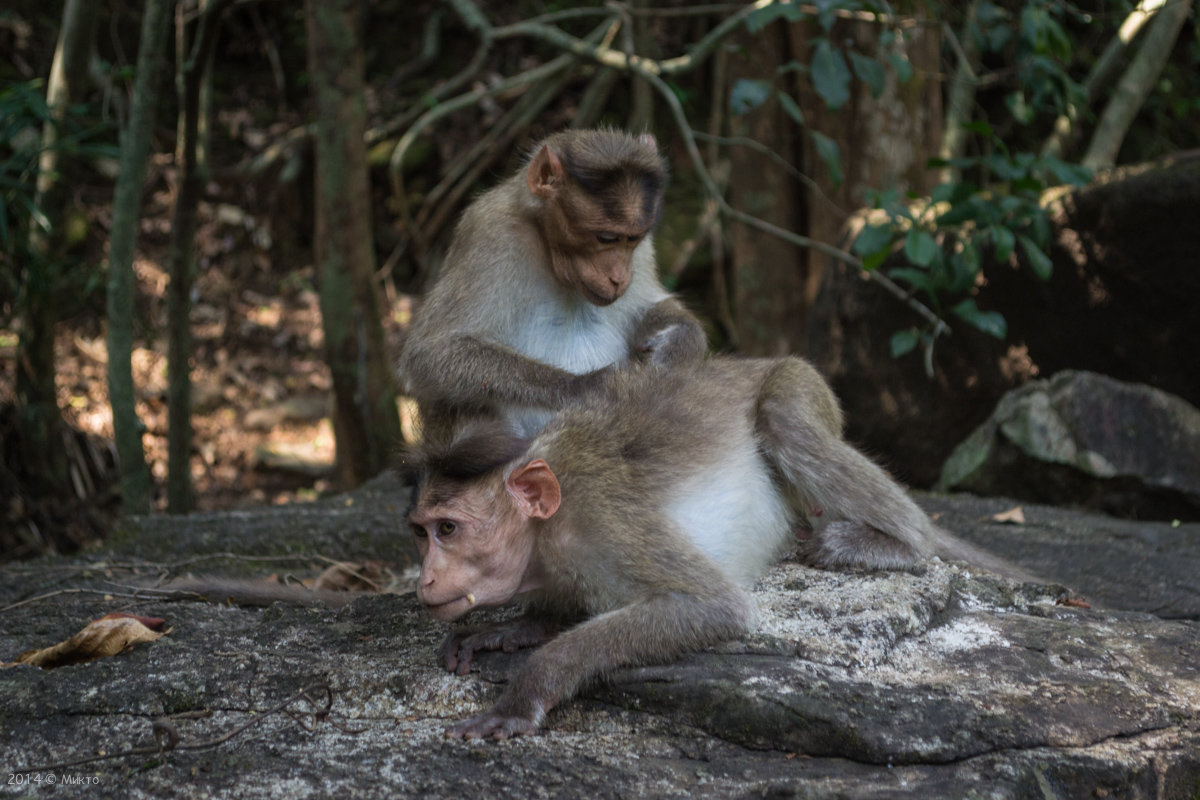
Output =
[{"x1": 405, "y1": 356, "x2": 1028, "y2": 740}]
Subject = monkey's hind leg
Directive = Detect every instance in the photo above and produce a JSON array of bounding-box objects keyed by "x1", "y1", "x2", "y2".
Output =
[{"x1": 754, "y1": 358, "x2": 935, "y2": 571}]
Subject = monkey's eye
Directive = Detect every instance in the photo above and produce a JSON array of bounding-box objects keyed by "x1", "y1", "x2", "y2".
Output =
[
  {"x1": 437, "y1": 521, "x2": 457, "y2": 537},
  {"x1": 410, "y1": 524, "x2": 427, "y2": 539},
  {"x1": 595, "y1": 232, "x2": 619, "y2": 244}
]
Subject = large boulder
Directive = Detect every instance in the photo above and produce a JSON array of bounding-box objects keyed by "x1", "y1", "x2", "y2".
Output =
[
  {"x1": 939, "y1": 371, "x2": 1200, "y2": 520},
  {"x1": 1, "y1": 482, "x2": 1198, "y2": 799}
]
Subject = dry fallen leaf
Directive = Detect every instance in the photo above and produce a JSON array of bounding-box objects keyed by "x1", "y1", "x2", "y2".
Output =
[
  {"x1": 312, "y1": 560, "x2": 386, "y2": 592},
  {"x1": 5, "y1": 613, "x2": 169, "y2": 669},
  {"x1": 991, "y1": 506, "x2": 1026, "y2": 525}
]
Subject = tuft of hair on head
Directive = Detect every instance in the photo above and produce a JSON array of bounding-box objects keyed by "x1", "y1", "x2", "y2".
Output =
[
  {"x1": 398, "y1": 421, "x2": 532, "y2": 488},
  {"x1": 533, "y1": 128, "x2": 666, "y2": 183}
]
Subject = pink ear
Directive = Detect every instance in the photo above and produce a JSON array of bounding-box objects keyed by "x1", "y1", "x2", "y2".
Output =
[
  {"x1": 637, "y1": 133, "x2": 657, "y2": 152},
  {"x1": 506, "y1": 459, "x2": 562, "y2": 520},
  {"x1": 525, "y1": 146, "x2": 563, "y2": 198}
]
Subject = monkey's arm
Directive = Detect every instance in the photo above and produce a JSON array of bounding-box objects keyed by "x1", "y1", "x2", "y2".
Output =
[
  {"x1": 400, "y1": 333, "x2": 610, "y2": 411},
  {"x1": 630, "y1": 297, "x2": 707, "y2": 368},
  {"x1": 446, "y1": 582, "x2": 751, "y2": 740}
]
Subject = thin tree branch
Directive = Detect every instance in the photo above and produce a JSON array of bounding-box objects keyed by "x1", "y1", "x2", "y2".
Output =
[
  {"x1": 1082, "y1": 0, "x2": 1191, "y2": 170},
  {"x1": 939, "y1": 2, "x2": 982, "y2": 182},
  {"x1": 1042, "y1": 0, "x2": 1173, "y2": 158},
  {"x1": 639, "y1": 68, "x2": 948, "y2": 337},
  {"x1": 413, "y1": 0, "x2": 949, "y2": 339}
]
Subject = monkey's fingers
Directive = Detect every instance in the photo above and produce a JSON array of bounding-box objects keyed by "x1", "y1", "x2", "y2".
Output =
[
  {"x1": 469, "y1": 619, "x2": 559, "y2": 655},
  {"x1": 446, "y1": 710, "x2": 539, "y2": 741},
  {"x1": 438, "y1": 632, "x2": 472, "y2": 674}
]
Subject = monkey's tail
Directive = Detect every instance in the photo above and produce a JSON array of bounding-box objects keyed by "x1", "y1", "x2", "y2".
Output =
[{"x1": 148, "y1": 577, "x2": 362, "y2": 609}]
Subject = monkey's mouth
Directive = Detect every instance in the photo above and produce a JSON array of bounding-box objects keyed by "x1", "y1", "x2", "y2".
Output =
[
  {"x1": 582, "y1": 286, "x2": 620, "y2": 306},
  {"x1": 422, "y1": 596, "x2": 475, "y2": 621}
]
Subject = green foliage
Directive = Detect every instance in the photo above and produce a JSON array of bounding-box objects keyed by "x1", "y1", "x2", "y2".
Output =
[
  {"x1": 731, "y1": 0, "x2": 1183, "y2": 365},
  {"x1": 0, "y1": 80, "x2": 50, "y2": 255},
  {"x1": 854, "y1": 142, "x2": 1091, "y2": 342},
  {"x1": 810, "y1": 39, "x2": 851, "y2": 110},
  {"x1": 0, "y1": 79, "x2": 116, "y2": 321},
  {"x1": 730, "y1": 78, "x2": 771, "y2": 115},
  {"x1": 731, "y1": 1, "x2": 906, "y2": 198}
]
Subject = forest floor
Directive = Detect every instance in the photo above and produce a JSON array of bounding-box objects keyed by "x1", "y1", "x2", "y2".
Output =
[{"x1": 0, "y1": 173, "x2": 412, "y2": 558}]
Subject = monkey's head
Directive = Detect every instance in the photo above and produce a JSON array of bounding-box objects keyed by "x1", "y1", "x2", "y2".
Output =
[
  {"x1": 406, "y1": 426, "x2": 559, "y2": 621},
  {"x1": 525, "y1": 130, "x2": 666, "y2": 306}
]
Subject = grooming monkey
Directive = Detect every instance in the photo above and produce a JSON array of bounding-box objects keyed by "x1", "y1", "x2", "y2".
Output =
[
  {"x1": 397, "y1": 128, "x2": 706, "y2": 443},
  {"x1": 407, "y1": 356, "x2": 1025, "y2": 740}
]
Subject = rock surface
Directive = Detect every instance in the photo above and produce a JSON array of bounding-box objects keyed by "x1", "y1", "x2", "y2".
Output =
[
  {"x1": 2, "y1": 482, "x2": 1198, "y2": 799},
  {"x1": 939, "y1": 370, "x2": 1200, "y2": 521}
]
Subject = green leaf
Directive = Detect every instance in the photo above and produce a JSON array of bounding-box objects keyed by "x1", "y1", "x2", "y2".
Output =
[
  {"x1": 930, "y1": 182, "x2": 958, "y2": 204},
  {"x1": 862, "y1": 248, "x2": 889, "y2": 271},
  {"x1": 903, "y1": 229, "x2": 938, "y2": 267},
  {"x1": 950, "y1": 244, "x2": 981, "y2": 292},
  {"x1": 812, "y1": 0, "x2": 840, "y2": 31},
  {"x1": 962, "y1": 120, "x2": 994, "y2": 137},
  {"x1": 990, "y1": 226, "x2": 1016, "y2": 262},
  {"x1": 777, "y1": 91, "x2": 805, "y2": 126},
  {"x1": 952, "y1": 298, "x2": 1008, "y2": 339},
  {"x1": 936, "y1": 199, "x2": 983, "y2": 227},
  {"x1": 730, "y1": 79, "x2": 772, "y2": 115},
  {"x1": 889, "y1": 267, "x2": 934, "y2": 292},
  {"x1": 746, "y1": 3, "x2": 806, "y2": 33},
  {"x1": 852, "y1": 223, "x2": 894, "y2": 257},
  {"x1": 887, "y1": 51, "x2": 913, "y2": 83},
  {"x1": 811, "y1": 40, "x2": 851, "y2": 110},
  {"x1": 1018, "y1": 235, "x2": 1053, "y2": 280},
  {"x1": 849, "y1": 52, "x2": 886, "y2": 98},
  {"x1": 1041, "y1": 157, "x2": 1092, "y2": 186},
  {"x1": 810, "y1": 131, "x2": 843, "y2": 189},
  {"x1": 890, "y1": 329, "x2": 920, "y2": 358}
]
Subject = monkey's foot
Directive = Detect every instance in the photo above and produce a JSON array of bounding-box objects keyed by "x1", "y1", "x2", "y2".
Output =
[
  {"x1": 446, "y1": 710, "x2": 540, "y2": 740},
  {"x1": 439, "y1": 618, "x2": 560, "y2": 675},
  {"x1": 800, "y1": 521, "x2": 922, "y2": 571}
]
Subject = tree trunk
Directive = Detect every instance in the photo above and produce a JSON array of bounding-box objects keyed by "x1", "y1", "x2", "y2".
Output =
[
  {"x1": 107, "y1": 0, "x2": 174, "y2": 515},
  {"x1": 305, "y1": 0, "x2": 402, "y2": 488},
  {"x1": 725, "y1": 24, "x2": 805, "y2": 356},
  {"x1": 16, "y1": 0, "x2": 98, "y2": 497},
  {"x1": 165, "y1": 0, "x2": 230, "y2": 514},
  {"x1": 789, "y1": 11, "x2": 942, "y2": 329}
]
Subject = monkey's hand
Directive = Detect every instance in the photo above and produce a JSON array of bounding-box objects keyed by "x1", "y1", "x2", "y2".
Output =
[
  {"x1": 635, "y1": 324, "x2": 689, "y2": 368},
  {"x1": 439, "y1": 617, "x2": 560, "y2": 676},
  {"x1": 445, "y1": 698, "x2": 543, "y2": 741},
  {"x1": 631, "y1": 299, "x2": 706, "y2": 368}
]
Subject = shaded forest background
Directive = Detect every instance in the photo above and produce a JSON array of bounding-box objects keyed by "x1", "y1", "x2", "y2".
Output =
[{"x1": 2, "y1": 0, "x2": 1198, "y2": 559}]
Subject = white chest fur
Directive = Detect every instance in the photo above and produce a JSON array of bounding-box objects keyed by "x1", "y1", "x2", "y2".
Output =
[{"x1": 510, "y1": 298, "x2": 633, "y2": 375}]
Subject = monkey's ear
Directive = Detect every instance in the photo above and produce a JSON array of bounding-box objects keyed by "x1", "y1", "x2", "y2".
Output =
[
  {"x1": 526, "y1": 146, "x2": 564, "y2": 198},
  {"x1": 637, "y1": 133, "x2": 657, "y2": 152},
  {"x1": 506, "y1": 459, "x2": 562, "y2": 520}
]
